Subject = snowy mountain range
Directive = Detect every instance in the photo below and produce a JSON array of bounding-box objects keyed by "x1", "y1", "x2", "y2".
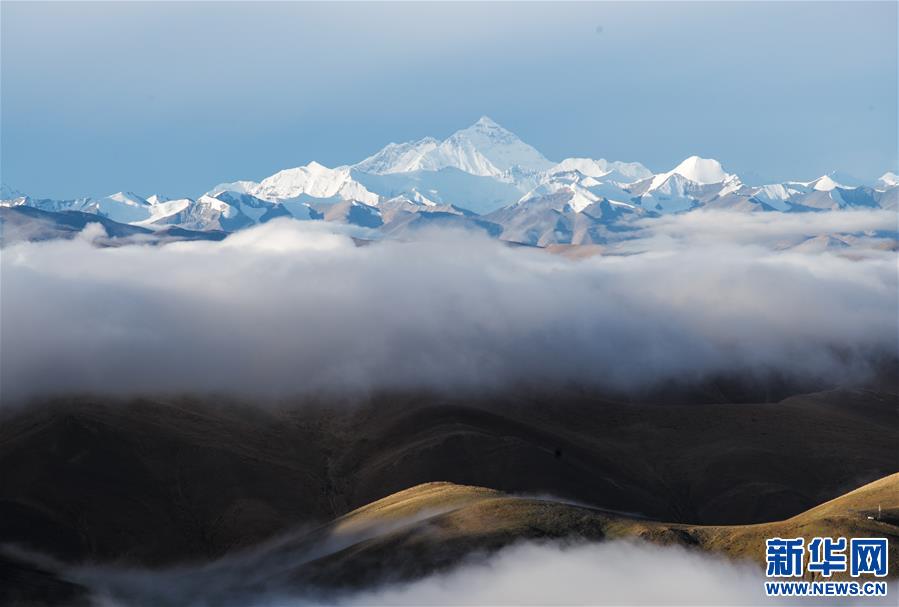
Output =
[{"x1": 2, "y1": 116, "x2": 897, "y2": 246}]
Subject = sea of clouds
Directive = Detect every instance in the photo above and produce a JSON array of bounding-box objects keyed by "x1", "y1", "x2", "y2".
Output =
[
  {"x1": 67, "y1": 538, "x2": 896, "y2": 607},
  {"x1": 310, "y1": 540, "x2": 895, "y2": 607},
  {"x1": 1, "y1": 210, "x2": 896, "y2": 402}
]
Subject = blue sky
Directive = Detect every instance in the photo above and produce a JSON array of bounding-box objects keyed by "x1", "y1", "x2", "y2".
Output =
[{"x1": 2, "y1": 1, "x2": 896, "y2": 199}]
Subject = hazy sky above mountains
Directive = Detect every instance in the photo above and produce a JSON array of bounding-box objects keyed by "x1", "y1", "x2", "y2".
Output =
[{"x1": 2, "y1": 1, "x2": 896, "y2": 199}]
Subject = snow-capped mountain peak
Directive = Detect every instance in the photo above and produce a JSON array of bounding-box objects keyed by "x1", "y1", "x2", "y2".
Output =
[
  {"x1": 1, "y1": 183, "x2": 26, "y2": 201},
  {"x1": 76, "y1": 191, "x2": 153, "y2": 224},
  {"x1": 250, "y1": 162, "x2": 379, "y2": 206},
  {"x1": 352, "y1": 117, "x2": 552, "y2": 177},
  {"x1": 106, "y1": 191, "x2": 150, "y2": 206},
  {"x1": 518, "y1": 180, "x2": 600, "y2": 213},
  {"x1": 6, "y1": 117, "x2": 894, "y2": 244},
  {"x1": 876, "y1": 171, "x2": 899, "y2": 189},
  {"x1": 811, "y1": 174, "x2": 843, "y2": 192},
  {"x1": 206, "y1": 180, "x2": 260, "y2": 197},
  {"x1": 353, "y1": 137, "x2": 440, "y2": 175},
  {"x1": 651, "y1": 156, "x2": 730, "y2": 189},
  {"x1": 444, "y1": 116, "x2": 553, "y2": 175},
  {"x1": 474, "y1": 115, "x2": 500, "y2": 128}
]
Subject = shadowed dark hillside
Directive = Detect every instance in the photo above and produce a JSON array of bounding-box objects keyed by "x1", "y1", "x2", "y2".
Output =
[{"x1": 1, "y1": 387, "x2": 896, "y2": 571}]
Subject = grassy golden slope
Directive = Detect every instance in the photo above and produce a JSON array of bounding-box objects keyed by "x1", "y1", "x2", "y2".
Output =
[
  {"x1": 681, "y1": 472, "x2": 899, "y2": 579},
  {"x1": 297, "y1": 475, "x2": 898, "y2": 586}
]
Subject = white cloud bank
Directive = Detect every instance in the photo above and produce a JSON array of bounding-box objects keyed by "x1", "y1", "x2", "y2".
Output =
[
  {"x1": 327, "y1": 541, "x2": 761, "y2": 606},
  {"x1": 316, "y1": 540, "x2": 897, "y2": 607},
  {"x1": 1, "y1": 211, "x2": 896, "y2": 402},
  {"x1": 77, "y1": 539, "x2": 896, "y2": 606},
  {"x1": 308, "y1": 541, "x2": 785, "y2": 606}
]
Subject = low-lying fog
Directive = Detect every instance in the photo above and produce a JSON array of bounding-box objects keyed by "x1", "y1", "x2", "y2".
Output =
[
  {"x1": 310, "y1": 541, "x2": 896, "y2": 607},
  {"x1": 65, "y1": 539, "x2": 896, "y2": 606},
  {"x1": 1, "y1": 210, "x2": 896, "y2": 402}
]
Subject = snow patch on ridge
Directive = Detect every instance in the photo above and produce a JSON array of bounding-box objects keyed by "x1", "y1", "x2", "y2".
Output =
[{"x1": 550, "y1": 158, "x2": 652, "y2": 183}]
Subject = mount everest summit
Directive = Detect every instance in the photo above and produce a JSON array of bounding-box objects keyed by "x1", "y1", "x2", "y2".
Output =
[{"x1": 2, "y1": 116, "x2": 897, "y2": 247}]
